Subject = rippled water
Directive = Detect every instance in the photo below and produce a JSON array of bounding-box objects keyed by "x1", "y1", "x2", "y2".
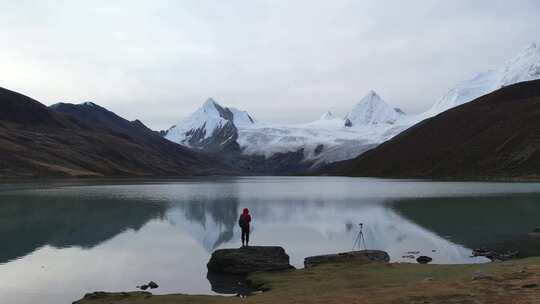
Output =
[{"x1": 1, "y1": 177, "x2": 540, "y2": 303}]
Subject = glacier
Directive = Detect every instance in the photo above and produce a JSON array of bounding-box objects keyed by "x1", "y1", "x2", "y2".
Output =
[
  {"x1": 425, "y1": 42, "x2": 540, "y2": 116},
  {"x1": 236, "y1": 90, "x2": 403, "y2": 165},
  {"x1": 164, "y1": 43, "x2": 540, "y2": 170}
]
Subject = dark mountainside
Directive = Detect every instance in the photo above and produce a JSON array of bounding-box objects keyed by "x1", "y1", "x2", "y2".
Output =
[
  {"x1": 50, "y1": 101, "x2": 192, "y2": 155},
  {"x1": 0, "y1": 87, "x2": 230, "y2": 178},
  {"x1": 323, "y1": 79, "x2": 540, "y2": 179},
  {"x1": 50, "y1": 102, "x2": 158, "y2": 139}
]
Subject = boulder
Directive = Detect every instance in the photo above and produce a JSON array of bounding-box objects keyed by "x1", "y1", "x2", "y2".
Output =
[
  {"x1": 472, "y1": 248, "x2": 519, "y2": 261},
  {"x1": 207, "y1": 246, "x2": 294, "y2": 275},
  {"x1": 206, "y1": 271, "x2": 257, "y2": 295},
  {"x1": 416, "y1": 256, "x2": 433, "y2": 264},
  {"x1": 304, "y1": 250, "x2": 390, "y2": 268},
  {"x1": 137, "y1": 281, "x2": 159, "y2": 290}
]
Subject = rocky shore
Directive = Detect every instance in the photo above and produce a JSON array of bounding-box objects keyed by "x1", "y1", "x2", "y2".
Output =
[{"x1": 73, "y1": 244, "x2": 540, "y2": 304}]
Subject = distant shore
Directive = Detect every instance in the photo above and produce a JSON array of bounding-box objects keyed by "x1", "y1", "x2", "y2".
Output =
[{"x1": 3, "y1": 174, "x2": 540, "y2": 183}]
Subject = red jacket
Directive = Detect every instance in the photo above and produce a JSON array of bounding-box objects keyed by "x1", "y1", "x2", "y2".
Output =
[{"x1": 240, "y1": 209, "x2": 251, "y2": 228}]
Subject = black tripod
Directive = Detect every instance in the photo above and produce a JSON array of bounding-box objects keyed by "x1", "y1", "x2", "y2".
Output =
[{"x1": 352, "y1": 223, "x2": 367, "y2": 250}]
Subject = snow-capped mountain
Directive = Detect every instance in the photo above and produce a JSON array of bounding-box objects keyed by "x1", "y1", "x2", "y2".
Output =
[
  {"x1": 163, "y1": 43, "x2": 540, "y2": 173},
  {"x1": 164, "y1": 98, "x2": 255, "y2": 152},
  {"x1": 165, "y1": 92, "x2": 401, "y2": 171},
  {"x1": 346, "y1": 91, "x2": 405, "y2": 126},
  {"x1": 164, "y1": 98, "x2": 229, "y2": 145},
  {"x1": 425, "y1": 43, "x2": 540, "y2": 116}
]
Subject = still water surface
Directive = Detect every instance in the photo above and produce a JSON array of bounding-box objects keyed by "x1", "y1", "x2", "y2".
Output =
[{"x1": 1, "y1": 177, "x2": 540, "y2": 303}]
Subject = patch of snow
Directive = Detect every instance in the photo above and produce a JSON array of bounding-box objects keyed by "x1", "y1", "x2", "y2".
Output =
[
  {"x1": 230, "y1": 107, "x2": 255, "y2": 126},
  {"x1": 81, "y1": 101, "x2": 97, "y2": 107}
]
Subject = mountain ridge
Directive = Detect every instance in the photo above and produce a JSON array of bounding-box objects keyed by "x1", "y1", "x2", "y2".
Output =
[
  {"x1": 0, "y1": 89, "x2": 231, "y2": 178},
  {"x1": 3, "y1": 43, "x2": 540, "y2": 177},
  {"x1": 322, "y1": 79, "x2": 540, "y2": 180}
]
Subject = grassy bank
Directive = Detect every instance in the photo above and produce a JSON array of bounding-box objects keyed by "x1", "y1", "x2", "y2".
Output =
[{"x1": 74, "y1": 257, "x2": 540, "y2": 304}]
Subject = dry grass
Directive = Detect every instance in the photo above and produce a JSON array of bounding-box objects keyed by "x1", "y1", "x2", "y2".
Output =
[{"x1": 74, "y1": 257, "x2": 540, "y2": 304}]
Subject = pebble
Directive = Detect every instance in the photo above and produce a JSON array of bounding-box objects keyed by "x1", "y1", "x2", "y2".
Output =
[{"x1": 472, "y1": 270, "x2": 495, "y2": 281}]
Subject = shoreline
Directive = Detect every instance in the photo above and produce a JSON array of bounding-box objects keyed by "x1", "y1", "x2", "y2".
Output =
[
  {"x1": 73, "y1": 256, "x2": 540, "y2": 304},
  {"x1": 3, "y1": 174, "x2": 540, "y2": 183}
]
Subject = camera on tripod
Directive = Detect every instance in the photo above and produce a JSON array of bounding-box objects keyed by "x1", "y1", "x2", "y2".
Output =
[{"x1": 352, "y1": 222, "x2": 367, "y2": 251}]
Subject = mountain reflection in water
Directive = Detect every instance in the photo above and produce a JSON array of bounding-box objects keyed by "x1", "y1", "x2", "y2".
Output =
[
  {"x1": 1, "y1": 177, "x2": 539, "y2": 304},
  {"x1": 0, "y1": 193, "x2": 168, "y2": 264}
]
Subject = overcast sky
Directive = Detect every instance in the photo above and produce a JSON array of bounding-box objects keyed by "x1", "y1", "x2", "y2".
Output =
[{"x1": 1, "y1": 0, "x2": 539, "y2": 130}]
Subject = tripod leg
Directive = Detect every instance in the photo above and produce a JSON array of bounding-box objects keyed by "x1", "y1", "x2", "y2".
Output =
[
  {"x1": 360, "y1": 232, "x2": 367, "y2": 250},
  {"x1": 352, "y1": 231, "x2": 361, "y2": 251}
]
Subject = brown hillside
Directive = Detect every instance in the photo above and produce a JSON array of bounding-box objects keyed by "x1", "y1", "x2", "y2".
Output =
[{"x1": 0, "y1": 87, "x2": 230, "y2": 178}]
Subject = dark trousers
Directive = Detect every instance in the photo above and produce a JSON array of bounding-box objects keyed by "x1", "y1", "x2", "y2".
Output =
[{"x1": 241, "y1": 227, "x2": 250, "y2": 245}]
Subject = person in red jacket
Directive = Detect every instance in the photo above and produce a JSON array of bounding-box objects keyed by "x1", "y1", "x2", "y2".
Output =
[{"x1": 238, "y1": 208, "x2": 252, "y2": 247}]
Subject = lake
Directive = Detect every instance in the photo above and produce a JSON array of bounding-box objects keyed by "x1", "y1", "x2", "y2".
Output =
[{"x1": 1, "y1": 177, "x2": 540, "y2": 304}]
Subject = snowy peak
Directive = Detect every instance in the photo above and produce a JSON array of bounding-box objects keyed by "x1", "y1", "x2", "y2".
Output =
[
  {"x1": 346, "y1": 90, "x2": 404, "y2": 126},
  {"x1": 201, "y1": 97, "x2": 218, "y2": 111},
  {"x1": 164, "y1": 98, "x2": 230, "y2": 147},
  {"x1": 498, "y1": 42, "x2": 540, "y2": 86},
  {"x1": 195, "y1": 98, "x2": 255, "y2": 126},
  {"x1": 197, "y1": 98, "x2": 228, "y2": 118},
  {"x1": 320, "y1": 111, "x2": 334, "y2": 120},
  {"x1": 426, "y1": 42, "x2": 540, "y2": 116},
  {"x1": 364, "y1": 90, "x2": 379, "y2": 100},
  {"x1": 203, "y1": 97, "x2": 218, "y2": 107},
  {"x1": 164, "y1": 97, "x2": 254, "y2": 151}
]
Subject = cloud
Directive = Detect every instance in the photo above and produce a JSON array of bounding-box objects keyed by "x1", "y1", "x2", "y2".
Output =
[{"x1": 1, "y1": 0, "x2": 539, "y2": 129}]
